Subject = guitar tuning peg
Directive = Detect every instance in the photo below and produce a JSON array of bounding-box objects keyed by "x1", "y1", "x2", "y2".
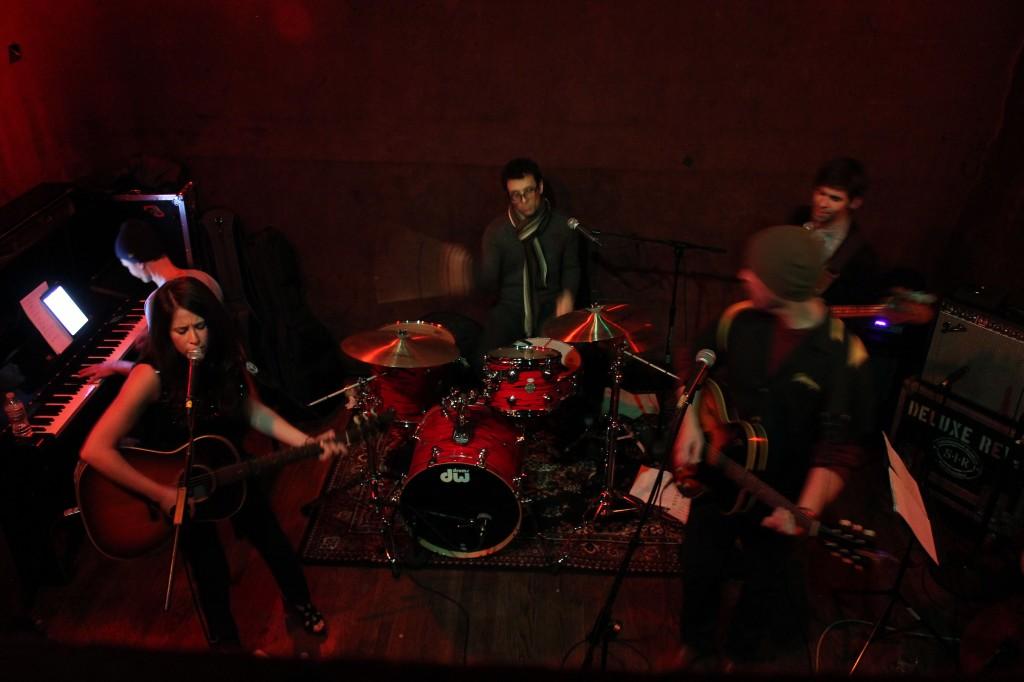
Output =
[
  {"x1": 839, "y1": 519, "x2": 852, "y2": 528},
  {"x1": 863, "y1": 528, "x2": 877, "y2": 539}
]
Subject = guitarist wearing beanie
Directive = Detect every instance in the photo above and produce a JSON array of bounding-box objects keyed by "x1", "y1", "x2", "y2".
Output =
[{"x1": 670, "y1": 225, "x2": 875, "y2": 671}]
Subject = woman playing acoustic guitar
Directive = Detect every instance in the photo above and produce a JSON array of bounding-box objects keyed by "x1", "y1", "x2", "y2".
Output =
[{"x1": 80, "y1": 277, "x2": 345, "y2": 650}]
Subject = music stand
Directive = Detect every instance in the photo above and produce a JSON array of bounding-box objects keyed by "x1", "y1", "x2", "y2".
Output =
[{"x1": 847, "y1": 434, "x2": 955, "y2": 674}]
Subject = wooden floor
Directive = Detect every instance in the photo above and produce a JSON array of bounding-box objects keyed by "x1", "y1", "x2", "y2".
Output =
[
  {"x1": 17, "y1": 413, "x2": 1016, "y2": 676},
  {"x1": 26, "y1": 429, "x2": 687, "y2": 672}
]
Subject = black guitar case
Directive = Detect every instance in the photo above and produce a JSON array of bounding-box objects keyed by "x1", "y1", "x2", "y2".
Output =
[{"x1": 240, "y1": 226, "x2": 344, "y2": 417}]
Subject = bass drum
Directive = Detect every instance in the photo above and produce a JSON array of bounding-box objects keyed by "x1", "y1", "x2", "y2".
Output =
[{"x1": 400, "y1": 403, "x2": 523, "y2": 558}]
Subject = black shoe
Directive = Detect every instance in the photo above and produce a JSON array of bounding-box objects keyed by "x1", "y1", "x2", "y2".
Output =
[{"x1": 290, "y1": 601, "x2": 328, "y2": 637}]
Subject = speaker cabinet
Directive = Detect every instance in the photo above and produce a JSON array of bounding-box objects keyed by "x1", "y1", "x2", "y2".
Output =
[
  {"x1": 891, "y1": 378, "x2": 1022, "y2": 535},
  {"x1": 922, "y1": 300, "x2": 1024, "y2": 420}
]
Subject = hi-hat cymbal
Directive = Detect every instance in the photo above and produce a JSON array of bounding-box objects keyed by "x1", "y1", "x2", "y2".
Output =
[
  {"x1": 541, "y1": 303, "x2": 654, "y2": 350},
  {"x1": 378, "y1": 320, "x2": 456, "y2": 344},
  {"x1": 342, "y1": 328, "x2": 459, "y2": 368}
]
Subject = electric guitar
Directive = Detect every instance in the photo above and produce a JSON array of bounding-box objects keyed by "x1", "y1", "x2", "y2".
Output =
[
  {"x1": 75, "y1": 410, "x2": 393, "y2": 560},
  {"x1": 674, "y1": 380, "x2": 877, "y2": 567}
]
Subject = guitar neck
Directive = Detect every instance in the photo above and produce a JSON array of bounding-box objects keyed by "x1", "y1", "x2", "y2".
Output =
[
  {"x1": 204, "y1": 409, "x2": 393, "y2": 488},
  {"x1": 830, "y1": 304, "x2": 888, "y2": 319},
  {"x1": 211, "y1": 441, "x2": 323, "y2": 488},
  {"x1": 713, "y1": 453, "x2": 821, "y2": 536}
]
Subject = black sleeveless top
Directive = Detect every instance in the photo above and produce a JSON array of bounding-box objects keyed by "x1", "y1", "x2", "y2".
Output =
[{"x1": 134, "y1": 363, "x2": 249, "y2": 453}]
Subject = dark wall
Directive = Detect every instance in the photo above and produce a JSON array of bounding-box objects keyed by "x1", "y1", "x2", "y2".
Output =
[{"x1": 3, "y1": 1, "x2": 1023, "y2": 347}]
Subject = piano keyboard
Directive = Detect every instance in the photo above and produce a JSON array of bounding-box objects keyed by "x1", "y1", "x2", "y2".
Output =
[{"x1": 29, "y1": 304, "x2": 147, "y2": 437}]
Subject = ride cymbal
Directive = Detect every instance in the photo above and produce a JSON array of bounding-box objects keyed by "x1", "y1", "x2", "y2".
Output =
[{"x1": 341, "y1": 328, "x2": 459, "y2": 368}]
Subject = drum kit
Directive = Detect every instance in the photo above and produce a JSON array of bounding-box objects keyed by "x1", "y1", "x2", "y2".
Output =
[{"x1": 322, "y1": 305, "x2": 658, "y2": 563}]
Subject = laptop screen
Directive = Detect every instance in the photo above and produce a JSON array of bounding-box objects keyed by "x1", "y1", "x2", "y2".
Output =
[{"x1": 42, "y1": 285, "x2": 89, "y2": 336}]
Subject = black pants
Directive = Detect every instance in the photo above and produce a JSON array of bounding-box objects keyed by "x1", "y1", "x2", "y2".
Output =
[
  {"x1": 182, "y1": 483, "x2": 311, "y2": 645},
  {"x1": 681, "y1": 499, "x2": 808, "y2": 662}
]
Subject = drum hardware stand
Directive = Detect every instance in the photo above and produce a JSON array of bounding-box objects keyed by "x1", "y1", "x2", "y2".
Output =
[
  {"x1": 585, "y1": 339, "x2": 646, "y2": 522},
  {"x1": 354, "y1": 411, "x2": 404, "y2": 574}
]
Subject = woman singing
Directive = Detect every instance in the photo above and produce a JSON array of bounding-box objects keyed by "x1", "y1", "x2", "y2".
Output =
[{"x1": 81, "y1": 277, "x2": 344, "y2": 650}]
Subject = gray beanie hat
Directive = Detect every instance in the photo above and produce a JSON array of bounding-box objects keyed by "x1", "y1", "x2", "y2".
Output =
[{"x1": 745, "y1": 225, "x2": 825, "y2": 302}]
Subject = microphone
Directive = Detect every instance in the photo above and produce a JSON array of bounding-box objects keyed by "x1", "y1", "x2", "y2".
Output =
[
  {"x1": 185, "y1": 348, "x2": 205, "y2": 411},
  {"x1": 566, "y1": 218, "x2": 603, "y2": 247},
  {"x1": 939, "y1": 365, "x2": 969, "y2": 390},
  {"x1": 677, "y1": 349, "x2": 716, "y2": 408}
]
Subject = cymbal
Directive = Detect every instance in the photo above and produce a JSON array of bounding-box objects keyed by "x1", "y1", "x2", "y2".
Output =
[
  {"x1": 541, "y1": 304, "x2": 654, "y2": 351},
  {"x1": 378, "y1": 320, "x2": 456, "y2": 344},
  {"x1": 342, "y1": 328, "x2": 459, "y2": 368}
]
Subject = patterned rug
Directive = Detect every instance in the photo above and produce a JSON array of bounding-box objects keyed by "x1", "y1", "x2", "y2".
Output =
[{"x1": 300, "y1": 421, "x2": 685, "y2": 574}]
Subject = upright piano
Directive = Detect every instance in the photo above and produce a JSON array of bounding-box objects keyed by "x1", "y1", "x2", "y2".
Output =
[{"x1": 0, "y1": 183, "x2": 150, "y2": 599}]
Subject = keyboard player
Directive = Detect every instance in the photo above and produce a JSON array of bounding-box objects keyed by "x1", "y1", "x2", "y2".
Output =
[{"x1": 78, "y1": 219, "x2": 222, "y2": 381}]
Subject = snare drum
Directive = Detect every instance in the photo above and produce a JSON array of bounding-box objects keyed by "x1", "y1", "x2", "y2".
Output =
[
  {"x1": 525, "y1": 337, "x2": 582, "y2": 403},
  {"x1": 483, "y1": 345, "x2": 564, "y2": 416},
  {"x1": 400, "y1": 404, "x2": 523, "y2": 558},
  {"x1": 378, "y1": 320, "x2": 456, "y2": 344}
]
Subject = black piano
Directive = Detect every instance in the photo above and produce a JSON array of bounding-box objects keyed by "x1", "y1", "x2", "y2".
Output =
[{"x1": 0, "y1": 183, "x2": 151, "y2": 605}]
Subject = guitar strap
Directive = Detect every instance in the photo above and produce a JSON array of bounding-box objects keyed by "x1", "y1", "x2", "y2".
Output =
[
  {"x1": 717, "y1": 307, "x2": 855, "y2": 440},
  {"x1": 824, "y1": 222, "x2": 866, "y2": 280}
]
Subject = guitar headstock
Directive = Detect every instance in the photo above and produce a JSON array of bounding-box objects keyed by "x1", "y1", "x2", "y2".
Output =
[
  {"x1": 820, "y1": 518, "x2": 879, "y2": 569},
  {"x1": 343, "y1": 408, "x2": 396, "y2": 446}
]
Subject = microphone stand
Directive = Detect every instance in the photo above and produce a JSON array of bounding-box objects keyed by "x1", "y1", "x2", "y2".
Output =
[
  {"x1": 164, "y1": 354, "x2": 201, "y2": 611},
  {"x1": 591, "y1": 229, "x2": 723, "y2": 440},
  {"x1": 580, "y1": 356, "x2": 697, "y2": 672},
  {"x1": 590, "y1": 229, "x2": 725, "y2": 368}
]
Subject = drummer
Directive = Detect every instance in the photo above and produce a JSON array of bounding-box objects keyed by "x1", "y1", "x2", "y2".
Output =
[{"x1": 476, "y1": 158, "x2": 582, "y2": 371}]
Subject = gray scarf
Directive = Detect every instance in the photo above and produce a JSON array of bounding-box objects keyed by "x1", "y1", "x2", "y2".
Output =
[{"x1": 508, "y1": 199, "x2": 551, "y2": 335}]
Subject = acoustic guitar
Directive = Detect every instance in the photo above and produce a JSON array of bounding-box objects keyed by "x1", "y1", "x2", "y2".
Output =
[
  {"x1": 75, "y1": 410, "x2": 393, "y2": 560},
  {"x1": 674, "y1": 380, "x2": 876, "y2": 567}
]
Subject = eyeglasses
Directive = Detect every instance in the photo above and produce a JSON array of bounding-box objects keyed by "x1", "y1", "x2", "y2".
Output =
[{"x1": 509, "y1": 186, "x2": 538, "y2": 203}]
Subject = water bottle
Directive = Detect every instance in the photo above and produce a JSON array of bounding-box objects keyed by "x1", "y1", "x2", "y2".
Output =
[{"x1": 4, "y1": 392, "x2": 33, "y2": 439}]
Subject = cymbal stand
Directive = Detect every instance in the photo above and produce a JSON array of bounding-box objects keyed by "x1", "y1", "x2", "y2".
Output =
[
  {"x1": 588, "y1": 229, "x2": 725, "y2": 368},
  {"x1": 355, "y1": 410, "x2": 402, "y2": 574},
  {"x1": 589, "y1": 229, "x2": 724, "y2": 440},
  {"x1": 587, "y1": 338, "x2": 642, "y2": 521}
]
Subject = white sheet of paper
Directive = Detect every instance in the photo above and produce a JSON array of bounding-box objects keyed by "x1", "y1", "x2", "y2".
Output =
[
  {"x1": 630, "y1": 465, "x2": 691, "y2": 524},
  {"x1": 20, "y1": 281, "x2": 71, "y2": 354},
  {"x1": 884, "y1": 432, "x2": 939, "y2": 565}
]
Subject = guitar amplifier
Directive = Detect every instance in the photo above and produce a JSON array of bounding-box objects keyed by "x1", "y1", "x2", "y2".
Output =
[
  {"x1": 890, "y1": 378, "x2": 1023, "y2": 535},
  {"x1": 922, "y1": 300, "x2": 1024, "y2": 421}
]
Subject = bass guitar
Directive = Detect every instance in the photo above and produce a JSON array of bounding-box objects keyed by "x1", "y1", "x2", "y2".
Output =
[
  {"x1": 75, "y1": 410, "x2": 393, "y2": 560},
  {"x1": 675, "y1": 380, "x2": 876, "y2": 567},
  {"x1": 829, "y1": 289, "x2": 937, "y2": 326}
]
